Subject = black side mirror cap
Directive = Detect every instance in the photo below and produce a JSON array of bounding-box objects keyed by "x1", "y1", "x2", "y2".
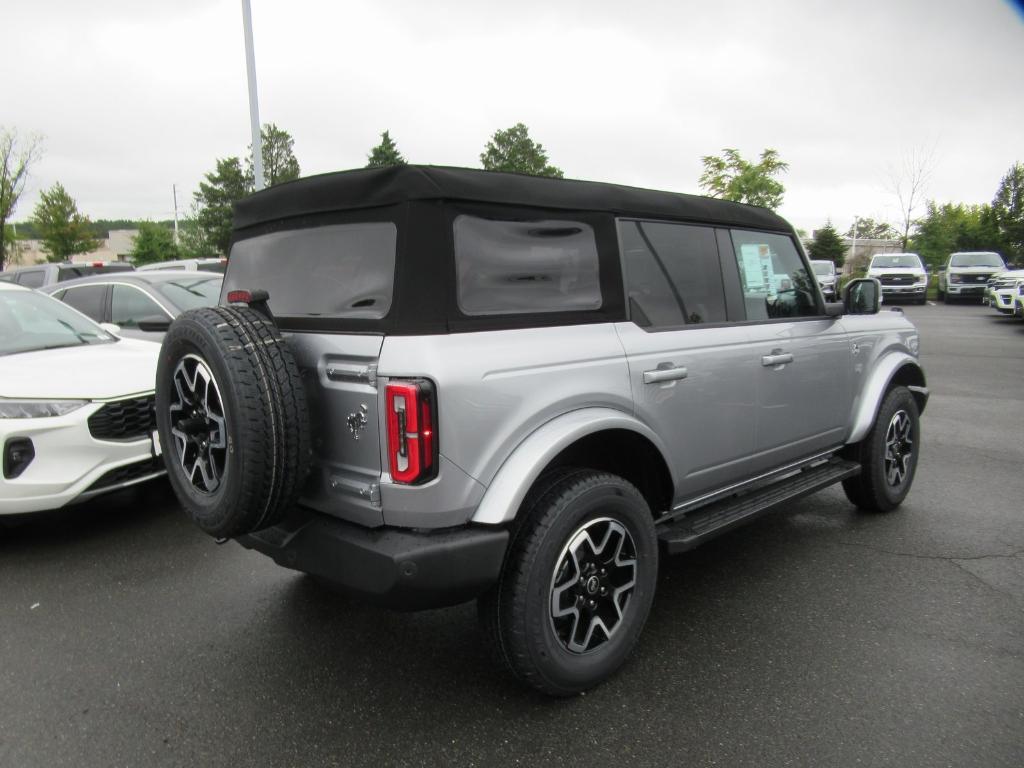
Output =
[
  {"x1": 137, "y1": 315, "x2": 172, "y2": 333},
  {"x1": 823, "y1": 301, "x2": 844, "y2": 317}
]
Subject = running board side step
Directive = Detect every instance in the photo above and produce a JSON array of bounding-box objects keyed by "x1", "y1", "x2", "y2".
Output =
[{"x1": 656, "y1": 458, "x2": 860, "y2": 554}]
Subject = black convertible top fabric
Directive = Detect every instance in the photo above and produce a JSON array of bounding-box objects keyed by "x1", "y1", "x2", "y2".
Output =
[{"x1": 232, "y1": 165, "x2": 791, "y2": 233}]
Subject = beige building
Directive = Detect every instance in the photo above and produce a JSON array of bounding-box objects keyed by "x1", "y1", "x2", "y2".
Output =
[{"x1": 6, "y1": 229, "x2": 138, "y2": 267}]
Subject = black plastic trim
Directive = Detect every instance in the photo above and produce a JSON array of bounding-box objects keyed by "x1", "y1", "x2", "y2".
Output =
[{"x1": 238, "y1": 510, "x2": 510, "y2": 611}]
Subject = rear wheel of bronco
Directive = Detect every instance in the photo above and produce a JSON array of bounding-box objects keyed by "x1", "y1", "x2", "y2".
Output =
[
  {"x1": 155, "y1": 306, "x2": 311, "y2": 538},
  {"x1": 842, "y1": 386, "x2": 920, "y2": 513},
  {"x1": 478, "y1": 469, "x2": 658, "y2": 696}
]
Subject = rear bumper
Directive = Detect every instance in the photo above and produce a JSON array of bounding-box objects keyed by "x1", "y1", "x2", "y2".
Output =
[{"x1": 238, "y1": 510, "x2": 509, "y2": 610}]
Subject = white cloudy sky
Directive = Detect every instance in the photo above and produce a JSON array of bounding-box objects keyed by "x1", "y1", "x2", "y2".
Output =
[{"x1": 5, "y1": 0, "x2": 1023, "y2": 234}]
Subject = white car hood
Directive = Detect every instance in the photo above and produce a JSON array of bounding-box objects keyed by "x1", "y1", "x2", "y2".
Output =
[{"x1": 1, "y1": 337, "x2": 160, "y2": 400}]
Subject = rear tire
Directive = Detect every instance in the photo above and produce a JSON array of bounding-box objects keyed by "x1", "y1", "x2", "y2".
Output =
[
  {"x1": 155, "y1": 306, "x2": 311, "y2": 538},
  {"x1": 842, "y1": 386, "x2": 920, "y2": 512},
  {"x1": 478, "y1": 469, "x2": 658, "y2": 696}
]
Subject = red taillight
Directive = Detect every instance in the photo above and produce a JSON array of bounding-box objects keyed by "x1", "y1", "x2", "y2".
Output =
[
  {"x1": 386, "y1": 379, "x2": 438, "y2": 485},
  {"x1": 226, "y1": 289, "x2": 251, "y2": 303},
  {"x1": 92, "y1": 261, "x2": 104, "y2": 267}
]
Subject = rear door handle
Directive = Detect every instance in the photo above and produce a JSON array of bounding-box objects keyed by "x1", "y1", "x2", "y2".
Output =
[
  {"x1": 761, "y1": 353, "x2": 794, "y2": 367},
  {"x1": 643, "y1": 364, "x2": 688, "y2": 384}
]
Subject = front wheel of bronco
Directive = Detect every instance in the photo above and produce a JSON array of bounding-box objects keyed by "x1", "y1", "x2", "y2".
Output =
[
  {"x1": 842, "y1": 386, "x2": 920, "y2": 512},
  {"x1": 478, "y1": 469, "x2": 658, "y2": 696}
]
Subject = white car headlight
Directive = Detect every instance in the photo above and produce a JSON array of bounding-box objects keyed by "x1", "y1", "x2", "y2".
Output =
[{"x1": 0, "y1": 400, "x2": 89, "y2": 419}]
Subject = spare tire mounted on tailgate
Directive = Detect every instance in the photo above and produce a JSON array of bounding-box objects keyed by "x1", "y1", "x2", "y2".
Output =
[{"x1": 155, "y1": 306, "x2": 311, "y2": 538}]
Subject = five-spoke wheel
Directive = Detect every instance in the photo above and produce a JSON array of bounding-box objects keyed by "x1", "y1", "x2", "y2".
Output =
[{"x1": 168, "y1": 354, "x2": 228, "y2": 494}]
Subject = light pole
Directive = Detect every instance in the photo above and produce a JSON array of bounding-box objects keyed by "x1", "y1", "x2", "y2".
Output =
[
  {"x1": 850, "y1": 215, "x2": 859, "y2": 274},
  {"x1": 241, "y1": 0, "x2": 265, "y2": 191}
]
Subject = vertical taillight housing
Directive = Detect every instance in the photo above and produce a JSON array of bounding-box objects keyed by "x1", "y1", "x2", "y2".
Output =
[{"x1": 385, "y1": 379, "x2": 438, "y2": 485}]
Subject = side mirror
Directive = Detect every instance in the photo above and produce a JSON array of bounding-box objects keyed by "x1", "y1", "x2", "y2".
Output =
[
  {"x1": 824, "y1": 301, "x2": 844, "y2": 317},
  {"x1": 842, "y1": 278, "x2": 881, "y2": 315},
  {"x1": 137, "y1": 315, "x2": 172, "y2": 333}
]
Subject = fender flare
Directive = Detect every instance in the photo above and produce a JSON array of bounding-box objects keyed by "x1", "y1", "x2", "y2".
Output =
[
  {"x1": 470, "y1": 407, "x2": 675, "y2": 526},
  {"x1": 847, "y1": 352, "x2": 928, "y2": 444}
]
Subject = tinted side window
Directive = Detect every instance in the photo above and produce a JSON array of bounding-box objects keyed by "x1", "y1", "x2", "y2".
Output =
[
  {"x1": 60, "y1": 285, "x2": 107, "y2": 322},
  {"x1": 111, "y1": 285, "x2": 168, "y2": 328},
  {"x1": 729, "y1": 231, "x2": 818, "y2": 321},
  {"x1": 619, "y1": 220, "x2": 726, "y2": 327},
  {"x1": 453, "y1": 216, "x2": 602, "y2": 316},
  {"x1": 17, "y1": 270, "x2": 45, "y2": 288}
]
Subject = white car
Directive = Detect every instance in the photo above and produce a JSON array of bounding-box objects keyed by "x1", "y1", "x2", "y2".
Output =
[
  {"x1": 0, "y1": 283, "x2": 165, "y2": 515},
  {"x1": 938, "y1": 251, "x2": 1006, "y2": 303},
  {"x1": 867, "y1": 253, "x2": 928, "y2": 304},
  {"x1": 985, "y1": 269, "x2": 1024, "y2": 315}
]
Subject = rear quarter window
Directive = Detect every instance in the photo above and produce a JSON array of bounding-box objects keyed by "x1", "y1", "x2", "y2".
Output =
[{"x1": 453, "y1": 215, "x2": 601, "y2": 316}]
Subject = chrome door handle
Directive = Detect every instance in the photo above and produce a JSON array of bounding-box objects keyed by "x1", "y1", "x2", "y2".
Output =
[
  {"x1": 761, "y1": 353, "x2": 794, "y2": 367},
  {"x1": 643, "y1": 365, "x2": 688, "y2": 384}
]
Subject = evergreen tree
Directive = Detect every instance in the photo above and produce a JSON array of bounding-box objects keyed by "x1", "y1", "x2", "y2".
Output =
[
  {"x1": 128, "y1": 221, "x2": 180, "y2": 265},
  {"x1": 480, "y1": 123, "x2": 563, "y2": 178},
  {"x1": 245, "y1": 123, "x2": 300, "y2": 187},
  {"x1": 194, "y1": 157, "x2": 249, "y2": 256},
  {"x1": 807, "y1": 221, "x2": 847, "y2": 267},
  {"x1": 366, "y1": 131, "x2": 407, "y2": 168},
  {"x1": 31, "y1": 182, "x2": 100, "y2": 261},
  {"x1": 992, "y1": 162, "x2": 1024, "y2": 262}
]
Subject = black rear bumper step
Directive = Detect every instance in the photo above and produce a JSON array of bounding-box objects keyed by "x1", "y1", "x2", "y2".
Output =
[{"x1": 657, "y1": 458, "x2": 860, "y2": 554}]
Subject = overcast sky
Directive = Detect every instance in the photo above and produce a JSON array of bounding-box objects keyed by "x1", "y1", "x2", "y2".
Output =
[{"x1": 5, "y1": 0, "x2": 1023, "y2": 234}]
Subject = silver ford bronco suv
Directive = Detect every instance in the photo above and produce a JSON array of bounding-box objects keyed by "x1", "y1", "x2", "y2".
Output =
[{"x1": 156, "y1": 166, "x2": 928, "y2": 695}]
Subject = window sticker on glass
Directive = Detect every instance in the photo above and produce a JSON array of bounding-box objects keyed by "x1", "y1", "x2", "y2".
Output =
[{"x1": 739, "y1": 243, "x2": 777, "y2": 296}]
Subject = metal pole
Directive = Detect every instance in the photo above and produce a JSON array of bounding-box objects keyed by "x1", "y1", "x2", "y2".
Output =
[
  {"x1": 850, "y1": 215, "x2": 858, "y2": 273},
  {"x1": 172, "y1": 184, "x2": 180, "y2": 244},
  {"x1": 241, "y1": 0, "x2": 264, "y2": 191}
]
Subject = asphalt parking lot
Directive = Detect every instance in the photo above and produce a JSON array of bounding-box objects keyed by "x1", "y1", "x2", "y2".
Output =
[{"x1": 2, "y1": 302, "x2": 1022, "y2": 768}]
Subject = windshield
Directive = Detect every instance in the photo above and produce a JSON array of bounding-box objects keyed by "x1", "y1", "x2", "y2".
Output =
[
  {"x1": 871, "y1": 254, "x2": 922, "y2": 269},
  {"x1": 811, "y1": 261, "x2": 834, "y2": 276},
  {"x1": 0, "y1": 289, "x2": 115, "y2": 356},
  {"x1": 157, "y1": 276, "x2": 224, "y2": 311},
  {"x1": 949, "y1": 253, "x2": 1004, "y2": 268}
]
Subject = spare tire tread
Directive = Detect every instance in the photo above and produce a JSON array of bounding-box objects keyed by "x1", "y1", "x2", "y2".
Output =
[{"x1": 156, "y1": 306, "x2": 311, "y2": 538}]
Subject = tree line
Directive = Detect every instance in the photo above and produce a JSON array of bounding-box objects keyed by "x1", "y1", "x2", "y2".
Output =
[{"x1": 2, "y1": 122, "x2": 1022, "y2": 272}]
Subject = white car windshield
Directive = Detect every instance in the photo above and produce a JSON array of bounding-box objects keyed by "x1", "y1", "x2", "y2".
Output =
[
  {"x1": 949, "y1": 253, "x2": 1004, "y2": 268},
  {"x1": 811, "y1": 262, "x2": 834, "y2": 276},
  {"x1": 871, "y1": 255, "x2": 922, "y2": 269},
  {"x1": 0, "y1": 289, "x2": 116, "y2": 356}
]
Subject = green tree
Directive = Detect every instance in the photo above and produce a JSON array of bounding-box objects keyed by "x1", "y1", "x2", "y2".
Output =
[
  {"x1": 480, "y1": 123, "x2": 563, "y2": 178},
  {"x1": 32, "y1": 182, "x2": 100, "y2": 261},
  {"x1": 845, "y1": 217, "x2": 897, "y2": 240},
  {"x1": 807, "y1": 221, "x2": 847, "y2": 267},
  {"x1": 991, "y1": 162, "x2": 1024, "y2": 263},
  {"x1": 698, "y1": 148, "x2": 788, "y2": 210},
  {"x1": 366, "y1": 130, "x2": 406, "y2": 168},
  {"x1": 912, "y1": 201, "x2": 1003, "y2": 269},
  {"x1": 194, "y1": 157, "x2": 249, "y2": 256},
  {"x1": 1, "y1": 128, "x2": 43, "y2": 270},
  {"x1": 128, "y1": 221, "x2": 180, "y2": 265},
  {"x1": 246, "y1": 123, "x2": 300, "y2": 187},
  {"x1": 177, "y1": 206, "x2": 219, "y2": 260}
]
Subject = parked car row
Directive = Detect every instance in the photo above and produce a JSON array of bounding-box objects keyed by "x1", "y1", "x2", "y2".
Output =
[
  {"x1": 0, "y1": 257, "x2": 226, "y2": 288},
  {"x1": 0, "y1": 271, "x2": 223, "y2": 516}
]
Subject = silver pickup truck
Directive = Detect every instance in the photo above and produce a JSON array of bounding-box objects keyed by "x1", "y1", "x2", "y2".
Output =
[{"x1": 155, "y1": 166, "x2": 927, "y2": 696}]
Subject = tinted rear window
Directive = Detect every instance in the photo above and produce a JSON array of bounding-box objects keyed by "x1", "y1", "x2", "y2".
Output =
[
  {"x1": 17, "y1": 270, "x2": 46, "y2": 288},
  {"x1": 57, "y1": 264, "x2": 133, "y2": 281},
  {"x1": 225, "y1": 222, "x2": 397, "y2": 319},
  {"x1": 453, "y1": 215, "x2": 601, "y2": 316}
]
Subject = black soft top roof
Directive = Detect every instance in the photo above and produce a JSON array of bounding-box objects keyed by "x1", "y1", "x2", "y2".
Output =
[{"x1": 233, "y1": 165, "x2": 791, "y2": 233}]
